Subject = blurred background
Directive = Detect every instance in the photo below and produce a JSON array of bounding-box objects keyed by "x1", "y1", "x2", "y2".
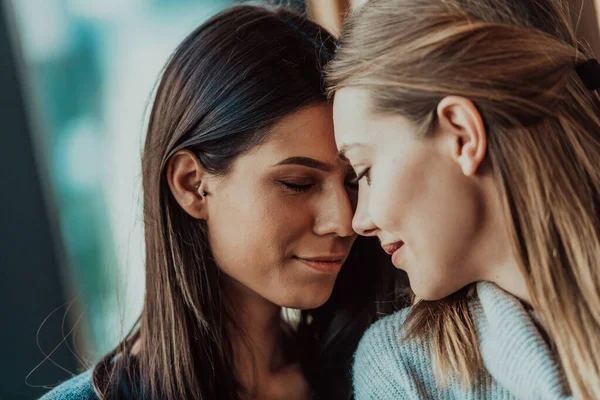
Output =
[{"x1": 0, "y1": 0, "x2": 598, "y2": 398}]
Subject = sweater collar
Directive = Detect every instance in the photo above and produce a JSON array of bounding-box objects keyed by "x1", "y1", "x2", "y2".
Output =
[{"x1": 470, "y1": 282, "x2": 572, "y2": 400}]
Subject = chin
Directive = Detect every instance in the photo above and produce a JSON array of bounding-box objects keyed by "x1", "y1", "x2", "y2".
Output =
[
  {"x1": 411, "y1": 281, "x2": 469, "y2": 302},
  {"x1": 276, "y1": 284, "x2": 334, "y2": 309},
  {"x1": 408, "y1": 277, "x2": 454, "y2": 301}
]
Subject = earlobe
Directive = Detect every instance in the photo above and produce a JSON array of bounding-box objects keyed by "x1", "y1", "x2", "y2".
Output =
[
  {"x1": 436, "y1": 96, "x2": 487, "y2": 176},
  {"x1": 166, "y1": 150, "x2": 210, "y2": 220}
]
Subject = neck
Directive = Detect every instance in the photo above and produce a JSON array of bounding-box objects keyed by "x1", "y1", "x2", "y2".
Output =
[
  {"x1": 484, "y1": 255, "x2": 531, "y2": 305},
  {"x1": 477, "y1": 175, "x2": 532, "y2": 305},
  {"x1": 223, "y1": 277, "x2": 288, "y2": 392}
]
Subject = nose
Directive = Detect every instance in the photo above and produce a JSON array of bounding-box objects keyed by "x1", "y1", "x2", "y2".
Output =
[
  {"x1": 313, "y1": 184, "x2": 355, "y2": 238},
  {"x1": 352, "y1": 185, "x2": 378, "y2": 237}
]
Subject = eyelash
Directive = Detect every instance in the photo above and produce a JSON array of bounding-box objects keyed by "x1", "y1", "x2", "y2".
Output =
[
  {"x1": 279, "y1": 179, "x2": 361, "y2": 193},
  {"x1": 351, "y1": 168, "x2": 371, "y2": 185},
  {"x1": 345, "y1": 180, "x2": 359, "y2": 191},
  {"x1": 278, "y1": 181, "x2": 315, "y2": 192}
]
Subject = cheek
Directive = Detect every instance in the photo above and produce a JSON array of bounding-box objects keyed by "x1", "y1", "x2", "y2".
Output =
[
  {"x1": 366, "y1": 155, "x2": 424, "y2": 232},
  {"x1": 210, "y1": 188, "x2": 301, "y2": 271},
  {"x1": 208, "y1": 185, "x2": 336, "y2": 308},
  {"x1": 416, "y1": 162, "x2": 482, "y2": 254},
  {"x1": 404, "y1": 160, "x2": 484, "y2": 298}
]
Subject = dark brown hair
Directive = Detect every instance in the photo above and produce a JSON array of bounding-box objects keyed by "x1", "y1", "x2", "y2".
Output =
[{"x1": 91, "y1": 5, "x2": 403, "y2": 399}]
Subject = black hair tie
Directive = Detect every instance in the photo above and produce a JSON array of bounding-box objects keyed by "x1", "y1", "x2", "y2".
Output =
[{"x1": 575, "y1": 58, "x2": 600, "y2": 91}]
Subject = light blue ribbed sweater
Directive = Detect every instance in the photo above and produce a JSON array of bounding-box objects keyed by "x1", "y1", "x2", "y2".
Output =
[
  {"x1": 40, "y1": 369, "x2": 96, "y2": 399},
  {"x1": 353, "y1": 282, "x2": 572, "y2": 399}
]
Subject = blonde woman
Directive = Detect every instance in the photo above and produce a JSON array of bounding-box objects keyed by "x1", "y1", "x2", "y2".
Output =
[{"x1": 327, "y1": 0, "x2": 600, "y2": 398}]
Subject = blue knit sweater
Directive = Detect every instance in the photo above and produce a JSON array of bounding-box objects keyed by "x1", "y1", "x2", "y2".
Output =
[
  {"x1": 353, "y1": 282, "x2": 572, "y2": 399},
  {"x1": 40, "y1": 369, "x2": 97, "y2": 399}
]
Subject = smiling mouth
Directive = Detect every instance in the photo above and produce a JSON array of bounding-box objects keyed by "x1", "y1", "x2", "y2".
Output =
[
  {"x1": 293, "y1": 255, "x2": 345, "y2": 274},
  {"x1": 381, "y1": 241, "x2": 404, "y2": 255}
]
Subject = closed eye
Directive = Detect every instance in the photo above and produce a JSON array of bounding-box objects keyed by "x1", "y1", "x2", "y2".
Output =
[
  {"x1": 278, "y1": 180, "x2": 315, "y2": 192},
  {"x1": 345, "y1": 169, "x2": 359, "y2": 191}
]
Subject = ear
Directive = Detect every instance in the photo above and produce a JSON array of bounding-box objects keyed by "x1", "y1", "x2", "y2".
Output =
[
  {"x1": 436, "y1": 96, "x2": 487, "y2": 176},
  {"x1": 166, "y1": 150, "x2": 210, "y2": 220}
]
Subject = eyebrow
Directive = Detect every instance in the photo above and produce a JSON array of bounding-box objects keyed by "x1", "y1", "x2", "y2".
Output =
[
  {"x1": 338, "y1": 143, "x2": 363, "y2": 162},
  {"x1": 273, "y1": 156, "x2": 334, "y2": 172}
]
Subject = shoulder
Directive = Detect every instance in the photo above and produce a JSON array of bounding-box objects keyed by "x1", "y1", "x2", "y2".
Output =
[
  {"x1": 39, "y1": 369, "x2": 98, "y2": 400},
  {"x1": 355, "y1": 307, "x2": 412, "y2": 363},
  {"x1": 353, "y1": 307, "x2": 433, "y2": 399}
]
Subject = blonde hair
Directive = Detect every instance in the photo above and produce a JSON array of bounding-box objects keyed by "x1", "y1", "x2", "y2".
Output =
[{"x1": 327, "y1": 0, "x2": 600, "y2": 398}]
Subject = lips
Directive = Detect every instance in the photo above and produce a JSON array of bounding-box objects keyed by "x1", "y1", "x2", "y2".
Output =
[
  {"x1": 294, "y1": 255, "x2": 345, "y2": 274},
  {"x1": 298, "y1": 255, "x2": 345, "y2": 262},
  {"x1": 381, "y1": 241, "x2": 404, "y2": 255}
]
